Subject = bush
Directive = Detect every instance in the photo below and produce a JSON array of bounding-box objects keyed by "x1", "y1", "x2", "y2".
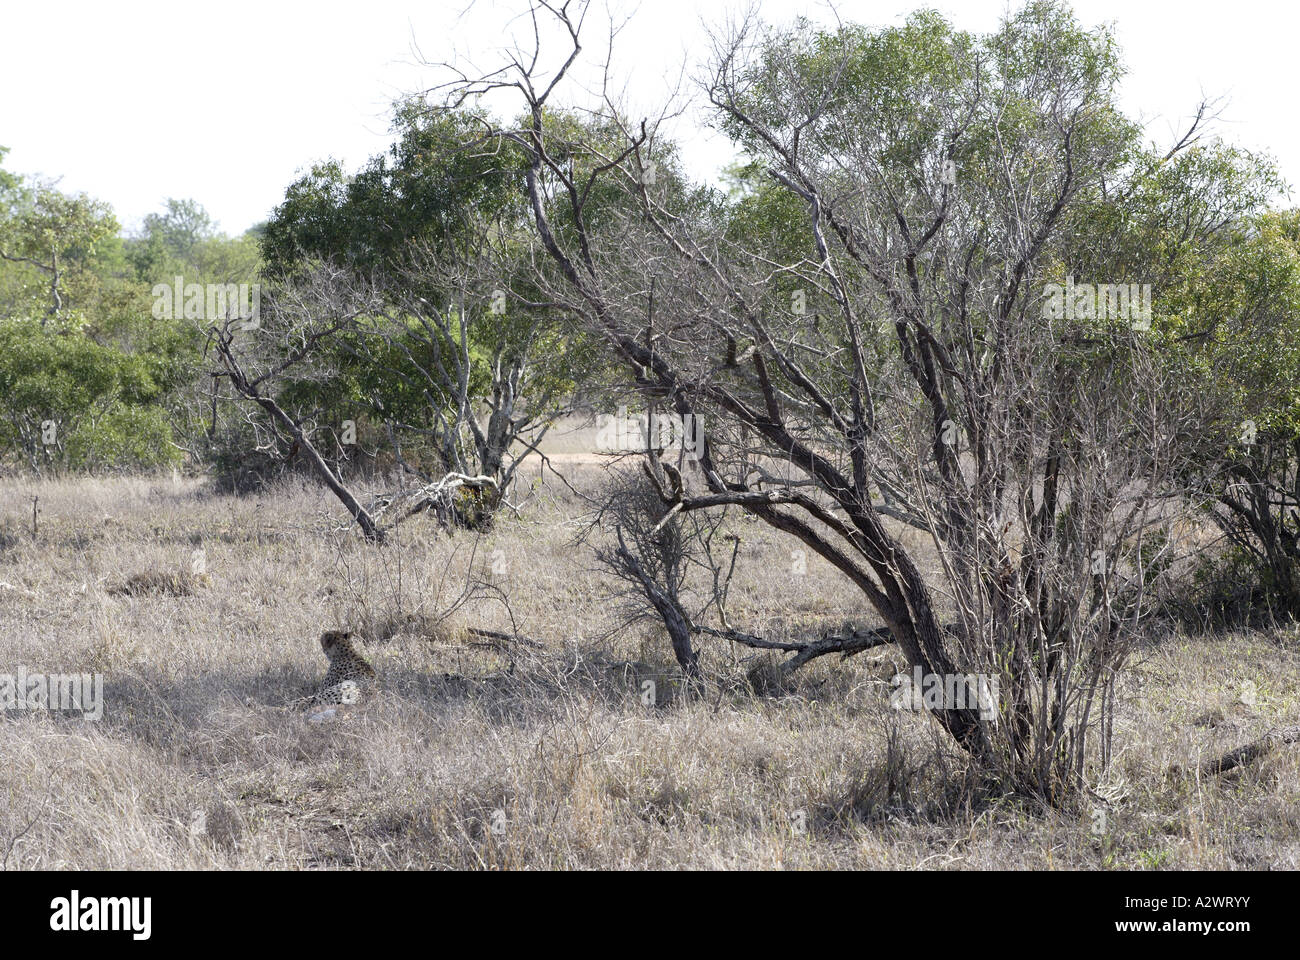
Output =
[{"x1": 0, "y1": 316, "x2": 182, "y2": 472}]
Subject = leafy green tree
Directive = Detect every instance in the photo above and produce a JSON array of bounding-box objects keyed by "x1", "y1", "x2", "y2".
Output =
[
  {"x1": 1171, "y1": 207, "x2": 1300, "y2": 615},
  {"x1": 142, "y1": 198, "x2": 215, "y2": 258},
  {"x1": 1057, "y1": 132, "x2": 1300, "y2": 617},
  {"x1": 0, "y1": 173, "x2": 209, "y2": 474},
  {"x1": 0, "y1": 315, "x2": 181, "y2": 472},
  {"x1": 436, "y1": 0, "x2": 1295, "y2": 797},
  {"x1": 0, "y1": 181, "x2": 118, "y2": 321},
  {"x1": 0, "y1": 146, "x2": 29, "y2": 215},
  {"x1": 126, "y1": 198, "x2": 257, "y2": 284},
  {"x1": 237, "y1": 103, "x2": 599, "y2": 504}
]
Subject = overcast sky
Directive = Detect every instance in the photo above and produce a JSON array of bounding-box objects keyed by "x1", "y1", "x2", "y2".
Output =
[{"x1": 2, "y1": 0, "x2": 1295, "y2": 235}]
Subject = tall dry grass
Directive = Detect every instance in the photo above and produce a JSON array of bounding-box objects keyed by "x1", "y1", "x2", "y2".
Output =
[{"x1": 0, "y1": 468, "x2": 1297, "y2": 869}]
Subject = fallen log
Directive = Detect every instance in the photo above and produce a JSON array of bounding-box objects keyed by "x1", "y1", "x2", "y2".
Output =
[
  {"x1": 372, "y1": 473, "x2": 499, "y2": 530},
  {"x1": 465, "y1": 627, "x2": 544, "y2": 651},
  {"x1": 1201, "y1": 724, "x2": 1300, "y2": 776},
  {"x1": 692, "y1": 622, "x2": 894, "y2": 675}
]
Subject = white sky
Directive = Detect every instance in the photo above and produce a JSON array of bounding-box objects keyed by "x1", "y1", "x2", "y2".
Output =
[{"x1": 1, "y1": 0, "x2": 1296, "y2": 234}]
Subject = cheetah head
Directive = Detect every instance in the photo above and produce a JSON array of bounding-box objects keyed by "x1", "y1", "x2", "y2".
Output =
[{"x1": 320, "y1": 629, "x2": 355, "y2": 659}]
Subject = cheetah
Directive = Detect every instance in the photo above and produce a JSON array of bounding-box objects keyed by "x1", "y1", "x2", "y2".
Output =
[{"x1": 311, "y1": 629, "x2": 375, "y2": 708}]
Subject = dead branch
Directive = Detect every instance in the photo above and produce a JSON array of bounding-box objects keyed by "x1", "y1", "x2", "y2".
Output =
[
  {"x1": 693, "y1": 622, "x2": 893, "y2": 675},
  {"x1": 612, "y1": 525, "x2": 700, "y2": 680},
  {"x1": 1201, "y1": 724, "x2": 1300, "y2": 777},
  {"x1": 465, "y1": 626, "x2": 544, "y2": 650},
  {"x1": 375, "y1": 473, "x2": 500, "y2": 530}
]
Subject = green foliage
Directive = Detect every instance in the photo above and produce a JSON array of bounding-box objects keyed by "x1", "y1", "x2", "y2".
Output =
[
  {"x1": 1186, "y1": 545, "x2": 1277, "y2": 626},
  {"x1": 0, "y1": 166, "x2": 228, "y2": 473},
  {"x1": 142, "y1": 198, "x2": 215, "y2": 258},
  {"x1": 0, "y1": 177, "x2": 120, "y2": 318},
  {"x1": 262, "y1": 104, "x2": 521, "y2": 279},
  {"x1": 254, "y1": 102, "x2": 607, "y2": 484},
  {"x1": 0, "y1": 146, "x2": 29, "y2": 215},
  {"x1": 1052, "y1": 131, "x2": 1299, "y2": 617},
  {"x1": 1189, "y1": 208, "x2": 1300, "y2": 437},
  {"x1": 0, "y1": 316, "x2": 182, "y2": 471},
  {"x1": 125, "y1": 198, "x2": 260, "y2": 288},
  {"x1": 64, "y1": 403, "x2": 177, "y2": 471},
  {"x1": 712, "y1": 2, "x2": 1143, "y2": 423}
]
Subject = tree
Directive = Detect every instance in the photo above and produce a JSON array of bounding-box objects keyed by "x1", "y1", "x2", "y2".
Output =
[
  {"x1": 0, "y1": 146, "x2": 28, "y2": 214},
  {"x1": 0, "y1": 315, "x2": 180, "y2": 473},
  {"x1": 142, "y1": 198, "x2": 215, "y2": 258},
  {"x1": 227, "y1": 103, "x2": 596, "y2": 517},
  {"x1": 205, "y1": 263, "x2": 390, "y2": 538},
  {"x1": 1176, "y1": 207, "x2": 1300, "y2": 616},
  {"x1": 0, "y1": 166, "x2": 195, "y2": 474},
  {"x1": 428, "y1": 0, "x2": 1241, "y2": 799},
  {"x1": 1068, "y1": 136, "x2": 1300, "y2": 620},
  {"x1": 0, "y1": 182, "x2": 118, "y2": 321}
]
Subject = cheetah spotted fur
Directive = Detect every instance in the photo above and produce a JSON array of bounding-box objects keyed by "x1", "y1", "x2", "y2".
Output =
[{"x1": 312, "y1": 630, "x2": 375, "y2": 707}]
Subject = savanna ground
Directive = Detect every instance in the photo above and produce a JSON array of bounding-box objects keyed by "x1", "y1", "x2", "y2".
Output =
[{"x1": 2, "y1": 425, "x2": 1298, "y2": 869}]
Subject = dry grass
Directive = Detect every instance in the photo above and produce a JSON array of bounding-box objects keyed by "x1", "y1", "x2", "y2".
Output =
[{"x1": 1, "y1": 469, "x2": 1298, "y2": 869}]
